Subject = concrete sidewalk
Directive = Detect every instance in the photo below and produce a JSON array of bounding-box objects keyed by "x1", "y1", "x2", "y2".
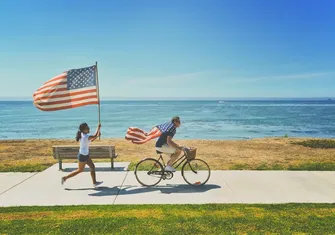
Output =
[{"x1": 0, "y1": 163, "x2": 334, "y2": 207}]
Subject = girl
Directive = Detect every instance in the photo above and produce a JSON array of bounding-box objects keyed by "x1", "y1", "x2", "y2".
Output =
[{"x1": 61, "y1": 122, "x2": 102, "y2": 187}]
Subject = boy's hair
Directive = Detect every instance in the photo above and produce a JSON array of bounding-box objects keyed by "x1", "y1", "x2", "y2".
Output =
[
  {"x1": 171, "y1": 116, "x2": 180, "y2": 123},
  {"x1": 76, "y1": 123, "x2": 89, "y2": 141}
]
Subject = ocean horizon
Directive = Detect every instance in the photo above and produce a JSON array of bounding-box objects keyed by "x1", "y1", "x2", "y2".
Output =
[
  {"x1": 1, "y1": 99, "x2": 334, "y2": 140},
  {"x1": 1, "y1": 97, "x2": 334, "y2": 101}
]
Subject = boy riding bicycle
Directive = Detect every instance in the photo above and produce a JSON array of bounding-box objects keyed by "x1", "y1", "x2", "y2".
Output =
[{"x1": 155, "y1": 116, "x2": 183, "y2": 172}]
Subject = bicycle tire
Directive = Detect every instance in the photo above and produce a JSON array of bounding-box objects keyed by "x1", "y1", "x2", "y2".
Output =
[
  {"x1": 134, "y1": 158, "x2": 164, "y2": 187},
  {"x1": 181, "y1": 159, "x2": 211, "y2": 186}
]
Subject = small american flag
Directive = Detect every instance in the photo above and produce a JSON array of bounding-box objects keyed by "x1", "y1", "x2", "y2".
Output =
[
  {"x1": 125, "y1": 127, "x2": 162, "y2": 144},
  {"x1": 33, "y1": 65, "x2": 99, "y2": 111}
]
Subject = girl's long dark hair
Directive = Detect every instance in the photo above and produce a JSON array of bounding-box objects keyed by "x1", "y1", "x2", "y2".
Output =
[{"x1": 76, "y1": 123, "x2": 89, "y2": 141}]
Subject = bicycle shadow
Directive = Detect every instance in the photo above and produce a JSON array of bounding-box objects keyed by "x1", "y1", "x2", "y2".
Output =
[{"x1": 65, "y1": 184, "x2": 221, "y2": 197}]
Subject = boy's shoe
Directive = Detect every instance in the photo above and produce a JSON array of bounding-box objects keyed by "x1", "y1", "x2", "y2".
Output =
[
  {"x1": 61, "y1": 177, "x2": 66, "y2": 185},
  {"x1": 164, "y1": 165, "x2": 176, "y2": 172}
]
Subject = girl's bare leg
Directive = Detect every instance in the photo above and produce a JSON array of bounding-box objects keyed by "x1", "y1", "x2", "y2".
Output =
[
  {"x1": 63, "y1": 161, "x2": 86, "y2": 181},
  {"x1": 86, "y1": 157, "x2": 97, "y2": 184}
]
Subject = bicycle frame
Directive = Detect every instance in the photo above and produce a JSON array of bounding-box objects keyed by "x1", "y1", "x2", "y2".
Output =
[
  {"x1": 135, "y1": 149, "x2": 210, "y2": 186},
  {"x1": 157, "y1": 151, "x2": 189, "y2": 169},
  {"x1": 145, "y1": 150, "x2": 198, "y2": 177}
]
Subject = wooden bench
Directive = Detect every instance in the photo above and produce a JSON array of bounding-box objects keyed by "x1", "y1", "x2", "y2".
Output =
[{"x1": 53, "y1": 145, "x2": 117, "y2": 170}]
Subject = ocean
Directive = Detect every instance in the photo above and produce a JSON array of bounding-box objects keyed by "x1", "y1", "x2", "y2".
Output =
[{"x1": 0, "y1": 100, "x2": 334, "y2": 140}]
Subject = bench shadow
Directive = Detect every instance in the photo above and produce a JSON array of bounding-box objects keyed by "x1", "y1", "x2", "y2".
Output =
[
  {"x1": 62, "y1": 167, "x2": 126, "y2": 172},
  {"x1": 65, "y1": 184, "x2": 221, "y2": 197}
]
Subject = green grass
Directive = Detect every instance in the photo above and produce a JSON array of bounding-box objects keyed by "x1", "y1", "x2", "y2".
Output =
[
  {"x1": 2, "y1": 161, "x2": 335, "y2": 173},
  {"x1": 293, "y1": 139, "x2": 335, "y2": 149},
  {"x1": 230, "y1": 163, "x2": 250, "y2": 170},
  {"x1": 0, "y1": 163, "x2": 51, "y2": 172},
  {"x1": 128, "y1": 160, "x2": 188, "y2": 171},
  {"x1": 131, "y1": 160, "x2": 335, "y2": 172},
  {"x1": 287, "y1": 162, "x2": 335, "y2": 171},
  {"x1": 1, "y1": 204, "x2": 334, "y2": 234},
  {"x1": 231, "y1": 161, "x2": 335, "y2": 171}
]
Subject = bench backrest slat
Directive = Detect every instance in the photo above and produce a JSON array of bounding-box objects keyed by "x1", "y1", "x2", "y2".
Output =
[{"x1": 52, "y1": 145, "x2": 115, "y2": 159}]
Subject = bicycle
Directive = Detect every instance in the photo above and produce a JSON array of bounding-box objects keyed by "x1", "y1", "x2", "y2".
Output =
[{"x1": 134, "y1": 148, "x2": 211, "y2": 187}]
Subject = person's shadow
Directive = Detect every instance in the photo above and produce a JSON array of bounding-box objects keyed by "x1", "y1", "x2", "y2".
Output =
[
  {"x1": 65, "y1": 184, "x2": 221, "y2": 196},
  {"x1": 62, "y1": 166, "x2": 126, "y2": 172}
]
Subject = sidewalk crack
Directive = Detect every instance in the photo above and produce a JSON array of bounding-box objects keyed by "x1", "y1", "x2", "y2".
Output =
[
  {"x1": 112, "y1": 170, "x2": 129, "y2": 204},
  {"x1": 0, "y1": 173, "x2": 39, "y2": 196}
]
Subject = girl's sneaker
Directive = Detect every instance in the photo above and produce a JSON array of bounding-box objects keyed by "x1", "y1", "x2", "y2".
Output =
[{"x1": 94, "y1": 181, "x2": 103, "y2": 188}]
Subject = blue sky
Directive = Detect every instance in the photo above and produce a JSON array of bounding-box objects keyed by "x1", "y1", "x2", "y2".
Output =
[{"x1": 0, "y1": 0, "x2": 334, "y2": 99}]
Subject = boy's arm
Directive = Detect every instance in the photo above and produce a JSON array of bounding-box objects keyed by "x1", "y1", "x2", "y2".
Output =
[{"x1": 167, "y1": 136, "x2": 182, "y2": 150}]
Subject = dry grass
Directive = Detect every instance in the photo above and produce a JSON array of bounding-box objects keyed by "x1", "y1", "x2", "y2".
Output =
[{"x1": 0, "y1": 138, "x2": 334, "y2": 171}]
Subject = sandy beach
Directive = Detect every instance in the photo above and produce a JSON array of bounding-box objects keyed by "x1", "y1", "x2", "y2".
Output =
[{"x1": 1, "y1": 138, "x2": 334, "y2": 172}]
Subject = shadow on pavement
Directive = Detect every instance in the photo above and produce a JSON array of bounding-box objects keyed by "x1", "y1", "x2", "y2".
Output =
[
  {"x1": 65, "y1": 184, "x2": 221, "y2": 196},
  {"x1": 62, "y1": 167, "x2": 126, "y2": 172}
]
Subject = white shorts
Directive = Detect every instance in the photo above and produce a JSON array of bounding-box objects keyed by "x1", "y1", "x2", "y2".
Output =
[{"x1": 155, "y1": 144, "x2": 176, "y2": 155}]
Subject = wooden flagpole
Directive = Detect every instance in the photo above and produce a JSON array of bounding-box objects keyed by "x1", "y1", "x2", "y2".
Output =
[{"x1": 95, "y1": 61, "x2": 101, "y2": 140}]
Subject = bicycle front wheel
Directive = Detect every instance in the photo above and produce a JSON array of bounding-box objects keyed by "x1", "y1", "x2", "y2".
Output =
[
  {"x1": 182, "y1": 159, "x2": 211, "y2": 186},
  {"x1": 134, "y1": 158, "x2": 163, "y2": 187}
]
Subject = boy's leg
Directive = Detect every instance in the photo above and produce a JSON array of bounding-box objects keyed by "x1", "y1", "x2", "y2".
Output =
[{"x1": 167, "y1": 149, "x2": 182, "y2": 166}]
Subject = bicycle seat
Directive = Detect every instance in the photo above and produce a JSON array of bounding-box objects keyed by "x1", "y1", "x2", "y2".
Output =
[{"x1": 156, "y1": 150, "x2": 163, "y2": 154}]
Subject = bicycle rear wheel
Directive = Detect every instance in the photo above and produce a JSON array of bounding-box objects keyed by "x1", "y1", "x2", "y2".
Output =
[
  {"x1": 134, "y1": 158, "x2": 163, "y2": 187},
  {"x1": 182, "y1": 159, "x2": 211, "y2": 186}
]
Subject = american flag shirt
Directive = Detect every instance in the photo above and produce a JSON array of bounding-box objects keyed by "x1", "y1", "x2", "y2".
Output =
[{"x1": 155, "y1": 122, "x2": 176, "y2": 147}]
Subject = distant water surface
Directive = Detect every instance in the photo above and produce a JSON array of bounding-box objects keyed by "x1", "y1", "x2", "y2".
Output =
[{"x1": 0, "y1": 100, "x2": 334, "y2": 140}]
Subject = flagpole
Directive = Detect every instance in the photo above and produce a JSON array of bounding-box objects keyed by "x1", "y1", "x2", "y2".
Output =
[{"x1": 95, "y1": 61, "x2": 101, "y2": 140}]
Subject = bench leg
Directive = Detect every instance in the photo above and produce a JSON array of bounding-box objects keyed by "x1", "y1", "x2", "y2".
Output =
[
  {"x1": 59, "y1": 158, "x2": 62, "y2": 171},
  {"x1": 111, "y1": 158, "x2": 114, "y2": 170}
]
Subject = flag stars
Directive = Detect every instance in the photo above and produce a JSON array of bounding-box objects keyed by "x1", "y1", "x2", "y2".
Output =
[{"x1": 67, "y1": 66, "x2": 96, "y2": 90}]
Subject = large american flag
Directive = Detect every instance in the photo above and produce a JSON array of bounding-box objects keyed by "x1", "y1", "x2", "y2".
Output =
[{"x1": 33, "y1": 65, "x2": 99, "y2": 111}]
